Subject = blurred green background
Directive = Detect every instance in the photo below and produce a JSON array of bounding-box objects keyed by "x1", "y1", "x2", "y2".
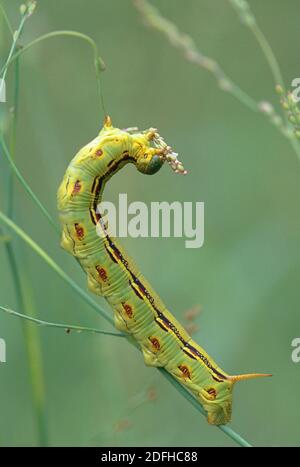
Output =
[{"x1": 0, "y1": 0, "x2": 299, "y2": 447}]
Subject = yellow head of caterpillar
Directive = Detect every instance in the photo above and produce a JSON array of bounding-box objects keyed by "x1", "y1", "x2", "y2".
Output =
[{"x1": 102, "y1": 115, "x2": 187, "y2": 175}]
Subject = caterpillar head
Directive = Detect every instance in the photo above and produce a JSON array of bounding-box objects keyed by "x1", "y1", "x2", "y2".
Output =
[
  {"x1": 119, "y1": 121, "x2": 187, "y2": 176},
  {"x1": 200, "y1": 372, "x2": 271, "y2": 426},
  {"x1": 135, "y1": 130, "x2": 187, "y2": 175},
  {"x1": 124, "y1": 129, "x2": 163, "y2": 175},
  {"x1": 102, "y1": 116, "x2": 187, "y2": 175},
  {"x1": 136, "y1": 148, "x2": 165, "y2": 175}
]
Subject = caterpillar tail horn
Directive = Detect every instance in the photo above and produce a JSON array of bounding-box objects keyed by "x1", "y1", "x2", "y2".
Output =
[
  {"x1": 229, "y1": 373, "x2": 272, "y2": 383},
  {"x1": 104, "y1": 115, "x2": 112, "y2": 128}
]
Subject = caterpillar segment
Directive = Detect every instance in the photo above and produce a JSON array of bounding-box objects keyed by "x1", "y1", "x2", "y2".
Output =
[{"x1": 57, "y1": 116, "x2": 271, "y2": 426}]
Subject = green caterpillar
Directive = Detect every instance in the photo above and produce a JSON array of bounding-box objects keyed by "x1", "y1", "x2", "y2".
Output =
[{"x1": 57, "y1": 116, "x2": 271, "y2": 425}]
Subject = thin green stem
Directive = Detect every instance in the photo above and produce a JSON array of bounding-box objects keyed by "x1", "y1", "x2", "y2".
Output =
[
  {"x1": 0, "y1": 133, "x2": 59, "y2": 233},
  {"x1": 0, "y1": 210, "x2": 114, "y2": 326},
  {"x1": 247, "y1": 23, "x2": 300, "y2": 161},
  {"x1": 249, "y1": 25, "x2": 284, "y2": 90},
  {"x1": 228, "y1": 0, "x2": 300, "y2": 161},
  {"x1": 0, "y1": 2, "x2": 252, "y2": 446},
  {"x1": 1, "y1": 244, "x2": 49, "y2": 446},
  {"x1": 3, "y1": 30, "x2": 107, "y2": 116},
  {"x1": 219, "y1": 424, "x2": 252, "y2": 448},
  {"x1": 14, "y1": 274, "x2": 48, "y2": 446},
  {"x1": 4, "y1": 242, "x2": 24, "y2": 325},
  {"x1": 0, "y1": 5, "x2": 49, "y2": 446},
  {"x1": 157, "y1": 368, "x2": 252, "y2": 447},
  {"x1": 134, "y1": 0, "x2": 258, "y2": 112},
  {"x1": 135, "y1": 0, "x2": 300, "y2": 163},
  {"x1": 228, "y1": 0, "x2": 285, "y2": 91},
  {"x1": 7, "y1": 54, "x2": 20, "y2": 216},
  {"x1": 0, "y1": 134, "x2": 107, "y2": 291},
  {"x1": 0, "y1": 9, "x2": 27, "y2": 96},
  {"x1": 0, "y1": 305, "x2": 125, "y2": 338},
  {"x1": 0, "y1": 210, "x2": 252, "y2": 447}
]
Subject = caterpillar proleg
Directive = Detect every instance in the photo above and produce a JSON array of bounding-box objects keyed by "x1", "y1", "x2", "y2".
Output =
[{"x1": 57, "y1": 116, "x2": 271, "y2": 425}]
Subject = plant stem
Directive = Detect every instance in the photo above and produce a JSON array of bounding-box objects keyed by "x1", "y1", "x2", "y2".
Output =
[
  {"x1": 17, "y1": 278, "x2": 48, "y2": 446},
  {"x1": 0, "y1": 210, "x2": 114, "y2": 325},
  {"x1": 2, "y1": 218, "x2": 49, "y2": 447},
  {"x1": 157, "y1": 368, "x2": 252, "y2": 447},
  {"x1": 0, "y1": 210, "x2": 252, "y2": 447},
  {"x1": 0, "y1": 134, "x2": 59, "y2": 233},
  {"x1": 134, "y1": 0, "x2": 300, "y2": 162},
  {"x1": 2, "y1": 30, "x2": 107, "y2": 116},
  {"x1": 7, "y1": 55, "x2": 20, "y2": 215},
  {"x1": 134, "y1": 0, "x2": 257, "y2": 113},
  {"x1": 0, "y1": 305, "x2": 125, "y2": 338},
  {"x1": 0, "y1": 2, "x2": 252, "y2": 447},
  {"x1": 0, "y1": 3, "x2": 49, "y2": 446},
  {"x1": 249, "y1": 25, "x2": 284, "y2": 90},
  {"x1": 228, "y1": 0, "x2": 285, "y2": 91},
  {"x1": 228, "y1": 0, "x2": 300, "y2": 161},
  {"x1": 0, "y1": 8, "x2": 27, "y2": 98},
  {"x1": 0, "y1": 30, "x2": 109, "y2": 232}
]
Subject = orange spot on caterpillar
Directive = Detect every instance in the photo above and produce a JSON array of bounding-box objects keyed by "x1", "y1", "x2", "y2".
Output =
[
  {"x1": 72, "y1": 180, "x2": 82, "y2": 195},
  {"x1": 206, "y1": 388, "x2": 217, "y2": 400},
  {"x1": 149, "y1": 337, "x2": 161, "y2": 351},
  {"x1": 96, "y1": 265, "x2": 108, "y2": 282},
  {"x1": 122, "y1": 302, "x2": 133, "y2": 318},
  {"x1": 179, "y1": 365, "x2": 192, "y2": 380},
  {"x1": 74, "y1": 223, "x2": 85, "y2": 240}
]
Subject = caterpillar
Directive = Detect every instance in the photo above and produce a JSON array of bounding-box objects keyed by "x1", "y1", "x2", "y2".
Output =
[{"x1": 57, "y1": 116, "x2": 271, "y2": 426}]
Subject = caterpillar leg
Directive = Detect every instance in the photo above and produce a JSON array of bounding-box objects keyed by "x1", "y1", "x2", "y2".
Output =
[
  {"x1": 60, "y1": 228, "x2": 75, "y2": 255},
  {"x1": 87, "y1": 274, "x2": 103, "y2": 295},
  {"x1": 114, "y1": 312, "x2": 128, "y2": 333},
  {"x1": 142, "y1": 347, "x2": 163, "y2": 367}
]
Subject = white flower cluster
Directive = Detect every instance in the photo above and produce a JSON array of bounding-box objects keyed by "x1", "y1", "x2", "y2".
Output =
[{"x1": 150, "y1": 128, "x2": 187, "y2": 175}]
